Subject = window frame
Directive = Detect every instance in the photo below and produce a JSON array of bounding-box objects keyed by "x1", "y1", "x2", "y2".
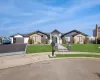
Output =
[
  {"x1": 77, "y1": 36, "x2": 82, "y2": 42},
  {"x1": 33, "y1": 36, "x2": 38, "y2": 41}
]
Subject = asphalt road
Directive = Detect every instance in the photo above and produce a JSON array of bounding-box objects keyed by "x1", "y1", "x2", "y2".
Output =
[
  {"x1": 0, "y1": 44, "x2": 26, "y2": 53},
  {"x1": 0, "y1": 59, "x2": 100, "y2": 80}
]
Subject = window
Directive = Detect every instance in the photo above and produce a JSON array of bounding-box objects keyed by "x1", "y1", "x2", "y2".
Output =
[
  {"x1": 33, "y1": 36, "x2": 38, "y2": 41},
  {"x1": 66, "y1": 37, "x2": 70, "y2": 42},
  {"x1": 77, "y1": 36, "x2": 82, "y2": 42}
]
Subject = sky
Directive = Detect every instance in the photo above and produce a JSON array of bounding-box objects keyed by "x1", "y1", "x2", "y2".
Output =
[{"x1": 0, "y1": 0, "x2": 100, "y2": 37}]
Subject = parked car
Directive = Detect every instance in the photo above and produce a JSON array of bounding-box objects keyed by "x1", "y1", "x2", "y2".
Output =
[{"x1": 2, "y1": 40, "x2": 11, "y2": 44}]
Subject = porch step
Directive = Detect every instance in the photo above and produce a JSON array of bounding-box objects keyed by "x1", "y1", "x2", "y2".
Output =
[
  {"x1": 57, "y1": 44, "x2": 68, "y2": 52},
  {"x1": 58, "y1": 49, "x2": 68, "y2": 52}
]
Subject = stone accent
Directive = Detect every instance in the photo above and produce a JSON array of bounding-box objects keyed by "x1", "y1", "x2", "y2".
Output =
[
  {"x1": 29, "y1": 33, "x2": 41, "y2": 44},
  {"x1": 74, "y1": 34, "x2": 86, "y2": 44}
]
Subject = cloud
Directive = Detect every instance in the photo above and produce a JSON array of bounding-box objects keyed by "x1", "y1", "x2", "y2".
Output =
[{"x1": 0, "y1": 0, "x2": 100, "y2": 36}]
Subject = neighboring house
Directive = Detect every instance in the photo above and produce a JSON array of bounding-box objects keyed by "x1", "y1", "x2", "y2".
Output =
[
  {"x1": 88, "y1": 36, "x2": 95, "y2": 43},
  {"x1": 61, "y1": 30, "x2": 88, "y2": 44},
  {"x1": 10, "y1": 29, "x2": 88, "y2": 44},
  {"x1": 10, "y1": 34, "x2": 29, "y2": 44},
  {"x1": 0, "y1": 37, "x2": 11, "y2": 44},
  {"x1": 29, "y1": 31, "x2": 49, "y2": 44},
  {"x1": 93, "y1": 24, "x2": 100, "y2": 38}
]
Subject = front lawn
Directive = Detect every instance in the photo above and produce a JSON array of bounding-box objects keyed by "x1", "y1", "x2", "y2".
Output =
[
  {"x1": 26, "y1": 45, "x2": 52, "y2": 53},
  {"x1": 63, "y1": 44, "x2": 100, "y2": 53},
  {"x1": 50, "y1": 54, "x2": 100, "y2": 58}
]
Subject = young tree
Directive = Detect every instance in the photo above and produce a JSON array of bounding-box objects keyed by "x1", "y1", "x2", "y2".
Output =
[
  {"x1": 97, "y1": 37, "x2": 100, "y2": 44},
  {"x1": 28, "y1": 38, "x2": 34, "y2": 44}
]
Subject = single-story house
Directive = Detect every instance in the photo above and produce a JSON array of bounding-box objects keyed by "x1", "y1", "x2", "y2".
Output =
[
  {"x1": 61, "y1": 30, "x2": 88, "y2": 44},
  {"x1": 10, "y1": 29, "x2": 88, "y2": 44},
  {"x1": 10, "y1": 34, "x2": 29, "y2": 44}
]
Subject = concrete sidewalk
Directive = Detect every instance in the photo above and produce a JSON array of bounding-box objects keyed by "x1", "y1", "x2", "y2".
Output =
[
  {"x1": 0, "y1": 53, "x2": 50, "y2": 70},
  {"x1": 0, "y1": 52, "x2": 100, "y2": 70}
]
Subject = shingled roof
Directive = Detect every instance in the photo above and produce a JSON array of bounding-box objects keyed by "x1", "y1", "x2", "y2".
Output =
[
  {"x1": 61, "y1": 30, "x2": 88, "y2": 37},
  {"x1": 10, "y1": 33, "x2": 29, "y2": 37}
]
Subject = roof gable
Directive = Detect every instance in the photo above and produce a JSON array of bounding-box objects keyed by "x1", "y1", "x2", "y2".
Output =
[
  {"x1": 62, "y1": 30, "x2": 88, "y2": 37},
  {"x1": 29, "y1": 30, "x2": 49, "y2": 37},
  {"x1": 51, "y1": 29, "x2": 61, "y2": 34},
  {"x1": 10, "y1": 33, "x2": 29, "y2": 37}
]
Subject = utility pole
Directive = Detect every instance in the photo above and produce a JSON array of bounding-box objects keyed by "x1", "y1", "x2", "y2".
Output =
[{"x1": 96, "y1": 37, "x2": 97, "y2": 44}]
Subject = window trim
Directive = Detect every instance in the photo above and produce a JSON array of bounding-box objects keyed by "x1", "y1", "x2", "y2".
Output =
[
  {"x1": 33, "y1": 36, "x2": 38, "y2": 41},
  {"x1": 77, "y1": 36, "x2": 82, "y2": 42}
]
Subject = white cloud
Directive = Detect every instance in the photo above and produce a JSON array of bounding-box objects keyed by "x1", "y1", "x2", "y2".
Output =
[{"x1": 0, "y1": 0, "x2": 100, "y2": 36}]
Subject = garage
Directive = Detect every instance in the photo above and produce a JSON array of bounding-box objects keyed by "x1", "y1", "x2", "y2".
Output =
[
  {"x1": 13, "y1": 37, "x2": 24, "y2": 44},
  {"x1": 10, "y1": 34, "x2": 25, "y2": 44}
]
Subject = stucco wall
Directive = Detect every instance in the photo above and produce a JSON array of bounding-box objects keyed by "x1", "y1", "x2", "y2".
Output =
[
  {"x1": 24, "y1": 37, "x2": 29, "y2": 43},
  {"x1": 14, "y1": 35, "x2": 23, "y2": 38},
  {"x1": 50, "y1": 31, "x2": 62, "y2": 44},
  {"x1": 74, "y1": 34, "x2": 86, "y2": 44},
  {"x1": 30, "y1": 33, "x2": 41, "y2": 44},
  {"x1": 10, "y1": 37, "x2": 13, "y2": 44}
]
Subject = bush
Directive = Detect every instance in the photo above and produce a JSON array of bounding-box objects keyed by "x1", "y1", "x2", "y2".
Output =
[
  {"x1": 0, "y1": 38, "x2": 2, "y2": 43},
  {"x1": 62, "y1": 37, "x2": 67, "y2": 44},
  {"x1": 97, "y1": 37, "x2": 100, "y2": 44},
  {"x1": 84, "y1": 38, "x2": 89, "y2": 44},
  {"x1": 28, "y1": 38, "x2": 34, "y2": 44},
  {"x1": 74, "y1": 39, "x2": 76, "y2": 44}
]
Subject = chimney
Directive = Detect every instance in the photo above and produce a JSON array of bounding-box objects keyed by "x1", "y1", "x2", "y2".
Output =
[{"x1": 96, "y1": 24, "x2": 98, "y2": 38}]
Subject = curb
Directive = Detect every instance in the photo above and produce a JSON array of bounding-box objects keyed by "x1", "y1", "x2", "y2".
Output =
[{"x1": 0, "y1": 51, "x2": 24, "y2": 57}]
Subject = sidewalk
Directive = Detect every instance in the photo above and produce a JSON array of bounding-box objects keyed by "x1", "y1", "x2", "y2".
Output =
[
  {"x1": 0, "y1": 52, "x2": 100, "y2": 70},
  {"x1": 0, "y1": 53, "x2": 50, "y2": 70}
]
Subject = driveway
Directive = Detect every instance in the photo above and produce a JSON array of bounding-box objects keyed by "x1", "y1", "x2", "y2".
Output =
[
  {"x1": 0, "y1": 44, "x2": 26, "y2": 53},
  {"x1": 0, "y1": 59, "x2": 100, "y2": 80}
]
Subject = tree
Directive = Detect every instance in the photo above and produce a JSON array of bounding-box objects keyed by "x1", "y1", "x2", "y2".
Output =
[
  {"x1": 84, "y1": 37, "x2": 89, "y2": 44},
  {"x1": 97, "y1": 37, "x2": 100, "y2": 44},
  {"x1": 0, "y1": 37, "x2": 2, "y2": 43}
]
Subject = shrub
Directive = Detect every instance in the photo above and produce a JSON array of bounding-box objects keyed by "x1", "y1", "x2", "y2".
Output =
[
  {"x1": 84, "y1": 37, "x2": 89, "y2": 44},
  {"x1": 28, "y1": 38, "x2": 34, "y2": 44},
  {"x1": 62, "y1": 37, "x2": 66, "y2": 44},
  {"x1": 74, "y1": 39, "x2": 76, "y2": 44},
  {"x1": 0, "y1": 38, "x2": 2, "y2": 43},
  {"x1": 97, "y1": 37, "x2": 100, "y2": 44},
  {"x1": 38, "y1": 42, "x2": 41, "y2": 44}
]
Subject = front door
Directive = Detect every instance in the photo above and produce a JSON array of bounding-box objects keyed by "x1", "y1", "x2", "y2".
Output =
[{"x1": 53, "y1": 37, "x2": 57, "y2": 43}]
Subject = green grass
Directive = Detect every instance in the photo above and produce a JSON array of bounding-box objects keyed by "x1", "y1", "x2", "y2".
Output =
[
  {"x1": 50, "y1": 54, "x2": 100, "y2": 58},
  {"x1": 62, "y1": 44, "x2": 100, "y2": 53},
  {"x1": 26, "y1": 45, "x2": 52, "y2": 53}
]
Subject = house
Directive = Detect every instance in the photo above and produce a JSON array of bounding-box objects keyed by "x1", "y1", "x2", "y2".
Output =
[
  {"x1": 93, "y1": 24, "x2": 100, "y2": 38},
  {"x1": 61, "y1": 30, "x2": 88, "y2": 44},
  {"x1": 10, "y1": 34, "x2": 29, "y2": 44},
  {"x1": 10, "y1": 29, "x2": 88, "y2": 44},
  {"x1": 88, "y1": 36, "x2": 95, "y2": 43},
  {"x1": 49, "y1": 29, "x2": 63, "y2": 44},
  {"x1": 29, "y1": 31, "x2": 49, "y2": 44}
]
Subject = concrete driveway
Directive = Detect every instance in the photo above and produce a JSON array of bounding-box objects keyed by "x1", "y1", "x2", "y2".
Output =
[
  {"x1": 0, "y1": 59, "x2": 100, "y2": 80},
  {"x1": 0, "y1": 44, "x2": 26, "y2": 56}
]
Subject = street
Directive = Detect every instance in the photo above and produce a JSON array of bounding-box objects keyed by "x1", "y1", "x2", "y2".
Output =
[{"x1": 0, "y1": 59, "x2": 100, "y2": 80}]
